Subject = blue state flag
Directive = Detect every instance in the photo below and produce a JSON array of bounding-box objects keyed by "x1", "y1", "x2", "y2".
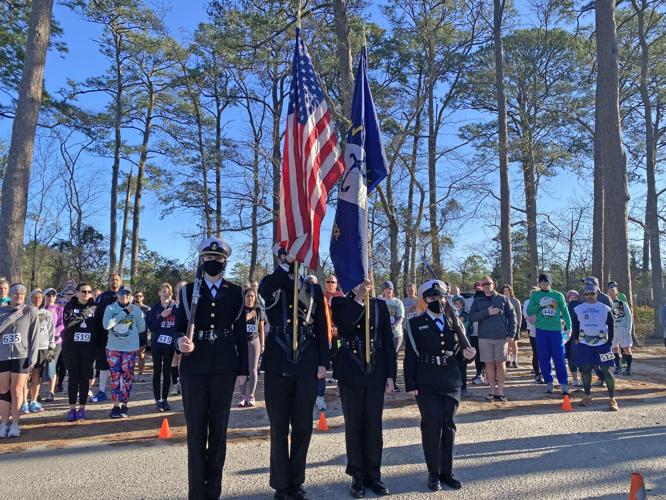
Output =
[{"x1": 330, "y1": 47, "x2": 388, "y2": 293}]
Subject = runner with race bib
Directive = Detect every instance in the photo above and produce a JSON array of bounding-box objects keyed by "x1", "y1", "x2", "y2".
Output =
[
  {"x1": 571, "y1": 284, "x2": 619, "y2": 411},
  {"x1": 61, "y1": 283, "x2": 98, "y2": 422},
  {"x1": 147, "y1": 283, "x2": 179, "y2": 412}
]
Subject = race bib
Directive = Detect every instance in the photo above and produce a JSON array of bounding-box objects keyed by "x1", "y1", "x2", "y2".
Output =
[
  {"x1": 2, "y1": 333, "x2": 21, "y2": 345},
  {"x1": 599, "y1": 351, "x2": 614, "y2": 362},
  {"x1": 542, "y1": 307, "x2": 556, "y2": 317},
  {"x1": 157, "y1": 334, "x2": 172, "y2": 345},
  {"x1": 74, "y1": 332, "x2": 91, "y2": 342},
  {"x1": 247, "y1": 324, "x2": 257, "y2": 334}
]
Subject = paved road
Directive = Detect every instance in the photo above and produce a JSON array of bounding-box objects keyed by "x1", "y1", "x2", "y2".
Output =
[{"x1": 3, "y1": 343, "x2": 666, "y2": 499}]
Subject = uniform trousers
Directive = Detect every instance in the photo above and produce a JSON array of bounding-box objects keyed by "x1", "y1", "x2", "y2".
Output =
[
  {"x1": 416, "y1": 390, "x2": 458, "y2": 476},
  {"x1": 181, "y1": 372, "x2": 236, "y2": 500},
  {"x1": 264, "y1": 373, "x2": 317, "y2": 490},
  {"x1": 339, "y1": 382, "x2": 385, "y2": 481}
]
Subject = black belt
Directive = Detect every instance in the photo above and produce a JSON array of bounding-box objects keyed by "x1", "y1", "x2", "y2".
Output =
[
  {"x1": 196, "y1": 329, "x2": 232, "y2": 342},
  {"x1": 418, "y1": 352, "x2": 455, "y2": 366},
  {"x1": 269, "y1": 325, "x2": 314, "y2": 337},
  {"x1": 341, "y1": 337, "x2": 383, "y2": 352}
]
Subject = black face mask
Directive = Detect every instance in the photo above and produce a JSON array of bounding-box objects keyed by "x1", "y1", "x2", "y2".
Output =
[
  {"x1": 203, "y1": 259, "x2": 226, "y2": 277},
  {"x1": 427, "y1": 300, "x2": 443, "y2": 314}
]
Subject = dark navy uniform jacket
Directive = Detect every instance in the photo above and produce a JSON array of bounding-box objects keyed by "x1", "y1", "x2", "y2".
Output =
[
  {"x1": 175, "y1": 279, "x2": 249, "y2": 376},
  {"x1": 259, "y1": 266, "x2": 329, "y2": 378},
  {"x1": 330, "y1": 294, "x2": 397, "y2": 387}
]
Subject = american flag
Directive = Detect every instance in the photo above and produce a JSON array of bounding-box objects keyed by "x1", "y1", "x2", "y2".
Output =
[{"x1": 277, "y1": 28, "x2": 345, "y2": 269}]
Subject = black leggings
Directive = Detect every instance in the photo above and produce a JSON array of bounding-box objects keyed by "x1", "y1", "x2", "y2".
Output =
[
  {"x1": 529, "y1": 336, "x2": 540, "y2": 376},
  {"x1": 152, "y1": 349, "x2": 175, "y2": 401},
  {"x1": 62, "y1": 347, "x2": 96, "y2": 406},
  {"x1": 171, "y1": 365, "x2": 179, "y2": 385},
  {"x1": 469, "y1": 336, "x2": 484, "y2": 377}
]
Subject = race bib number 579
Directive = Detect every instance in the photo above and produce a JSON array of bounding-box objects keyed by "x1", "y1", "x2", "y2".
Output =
[{"x1": 2, "y1": 333, "x2": 21, "y2": 345}]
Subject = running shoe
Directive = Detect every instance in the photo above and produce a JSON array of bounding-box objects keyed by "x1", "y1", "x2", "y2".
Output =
[
  {"x1": 461, "y1": 388, "x2": 470, "y2": 398},
  {"x1": 161, "y1": 400, "x2": 171, "y2": 412},
  {"x1": 316, "y1": 396, "x2": 327, "y2": 411},
  {"x1": 535, "y1": 374, "x2": 545, "y2": 384},
  {"x1": 545, "y1": 382, "x2": 554, "y2": 394},
  {"x1": 580, "y1": 396, "x2": 593, "y2": 407},
  {"x1": 7, "y1": 422, "x2": 20, "y2": 438},
  {"x1": 20, "y1": 402, "x2": 30, "y2": 415},
  {"x1": 76, "y1": 408, "x2": 86, "y2": 421},
  {"x1": 67, "y1": 409, "x2": 77, "y2": 422},
  {"x1": 155, "y1": 401, "x2": 164, "y2": 412},
  {"x1": 393, "y1": 384, "x2": 401, "y2": 392},
  {"x1": 572, "y1": 376, "x2": 582, "y2": 387},
  {"x1": 176, "y1": 382, "x2": 181, "y2": 395},
  {"x1": 609, "y1": 398, "x2": 619, "y2": 411},
  {"x1": 56, "y1": 383, "x2": 63, "y2": 393},
  {"x1": 120, "y1": 404, "x2": 128, "y2": 418},
  {"x1": 91, "y1": 391, "x2": 107, "y2": 403},
  {"x1": 135, "y1": 375, "x2": 145, "y2": 383},
  {"x1": 109, "y1": 406, "x2": 122, "y2": 419},
  {"x1": 511, "y1": 361, "x2": 519, "y2": 369},
  {"x1": 472, "y1": 375, "x2": 484, "y2": 385},
  {"x1": 28, "y1": 401, "x2": 43, "y2": 413},
  {"x1": 44, "y1": 392, "x2": 55, "y2": 402},
  {"x1": 0, "y1": 423, "x2": 9, "y2": 438},
  {"x1": 622, "y1": 368, "x2": 632, "y2": 376},
  {"x1": 237, "y1": 396, "x2": 247, "y2": 408},
  {"x1": 593, "y1": 378, "x2": 605, "y2": 387},
  {"x1": 247, "y1": 395, "x2": 256, "y2": 407},
  {"x1": 613, "y1": 366, "x2": 622, "y2": 375}
]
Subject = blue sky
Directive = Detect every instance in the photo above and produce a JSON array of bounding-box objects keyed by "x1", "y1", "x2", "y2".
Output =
[{"x1": 1, "y1": 1, "x2": 650, "y2": 274}]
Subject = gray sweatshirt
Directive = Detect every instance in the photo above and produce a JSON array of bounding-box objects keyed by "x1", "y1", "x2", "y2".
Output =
[
  {"x1": 468, "y1": 292, "x2": 517, "y2": 340},
  {"x1": 36, "y1": 308, "x2": 56, "y2": 351},
  {"x1": 0, "y1": 304, "x2": 40, "y2": 365}
]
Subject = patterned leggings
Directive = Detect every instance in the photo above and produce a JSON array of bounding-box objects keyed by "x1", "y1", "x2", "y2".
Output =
[{"x1": 106, "y1": 350, "x2": 136, "y2": 403}]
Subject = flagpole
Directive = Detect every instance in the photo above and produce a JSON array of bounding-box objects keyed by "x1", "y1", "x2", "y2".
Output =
[
  {"x1": 363, "y1": 38, "x2": 371, "y2": 369},
  {"x1": 293, "y1": 261, "x2": 299, "y2": 360}
]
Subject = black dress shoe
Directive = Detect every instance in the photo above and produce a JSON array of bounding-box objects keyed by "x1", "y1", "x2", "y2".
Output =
[
  {"x1": 290, "y1": 485, "x2": 309, "y2": 500},
  {"x1": 350, "y1": 478, "x2": 365, "y2": 498},
  {"x1": 368, "y1": 479, "x2": 389, "y2": 496},
  {"x1": 440, "y1": 474, "x2": 462, "y2": 490},
  {"x1": 427, "y1": 474, "x2": 442, "y2": 491},
  {"x1": 274, "y1": 489, "x2": 290, "y2": 500}
]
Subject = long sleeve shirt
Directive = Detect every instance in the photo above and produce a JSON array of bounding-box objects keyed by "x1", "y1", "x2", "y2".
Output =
[{"x1": 526, "y1": 290, "x2": 571, "y2": 331}]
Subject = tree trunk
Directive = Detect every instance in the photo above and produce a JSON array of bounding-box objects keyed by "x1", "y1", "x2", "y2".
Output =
[
  {"x1": 0, "y1": 0, "x2": 53, "y2": 281},
  {"x1": 271, "y1": 65, "x2": 282, "y2": 260},
  {"x1": 494, "y1": 0, "x2": 512, "y2": 286},
  {"x1": 117, "y1": 168, "x2": 133, "y2": 276},
  {"x1": 214, "y1": 89, "x2": 223, "y2": 237},
  {"x1": 596, "y1": 0, "x2": 632, "y2": 304},
  {"x1": 109, "y1": 26, "x2": 124, "y2": 274},
  {"x1": 129, "y1": 87, "x2": 155, "y2": 285},
  {"x1": 332, "y1": 0, "x2": 354, "y2": 119},
  {"x1": 427, "y1": 49, "x2": 441, "y2": 275},
  {"x1": 634, "y1": 0, "x2": 663, "y2": 333},
  {"x1": 523, "y1": 151, "x2": 538, "y2": 286},
  {"x1": 592, "y1": 113, "x2": 604, "y2": 280}
]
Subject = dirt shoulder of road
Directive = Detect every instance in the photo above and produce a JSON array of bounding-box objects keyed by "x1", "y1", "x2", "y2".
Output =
[{"x1": 3, "y1": 340, "x2": 664, "y2": 455}]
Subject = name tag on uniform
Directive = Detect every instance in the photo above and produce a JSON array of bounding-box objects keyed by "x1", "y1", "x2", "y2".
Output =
[
  {"x1": 542, "y1": 307, "x2": 556, "y2": 317},
  {"x1": 599, "y1": 351, "x2": 614, "y2": 362},
  {"x1": 2, "y1": 333, "x2": 21, "y2": 345},
  {"x1": 418, "y1": 325, "x2": 428, "y2": 330},
  {"x1": 247, "y1": 324, "x2": 257, "y2": 334},
  {"x1": 74, "y1": 332, "x2": 91, "y2": 342},
  {"x1": 157, "y1": 334, "x2": 172, "y2": 344}
]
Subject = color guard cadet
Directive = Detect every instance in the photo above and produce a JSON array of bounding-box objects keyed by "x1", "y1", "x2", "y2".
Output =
[
  {"x1": 175, "y1": 237, "x2": 248, "y2": 500},
  {"x1": 330, "y1": 278, "x2": 396, "y2": 498},
  {"x1": 259, "y1": 249, "x2": 329, "y2": 500},
  {"x1": 404, "y1": 280, "x2": 476, "y2": 492}
]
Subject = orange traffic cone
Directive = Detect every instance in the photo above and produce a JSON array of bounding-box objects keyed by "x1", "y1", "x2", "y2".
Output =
[
  {"x1": 561, "y1": 395, "x2": 573, "y2": 412},
  {"x1": 159, "y1": 418, "x2": 172, "y2": 439},
  {"x1": 629, "y1": 472, "x2": 648, "y2": 500},
  {"x1": 316, "y1": 411, "x2": 328, "y2": 431}
]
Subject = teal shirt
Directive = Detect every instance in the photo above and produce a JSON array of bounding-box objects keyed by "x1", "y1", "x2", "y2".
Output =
[
  {"x1": 526, "y1": 290, "x2": 571, "y2": 331},
  {"x1": 102, "y1": 301, "x2": 146, "y2": 352}
]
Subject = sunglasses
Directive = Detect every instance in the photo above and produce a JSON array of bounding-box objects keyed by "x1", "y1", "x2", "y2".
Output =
[
  {"x1": 481, "y1": 282, "x2": 492, "y2": 286},
  {"x1": 80, "y1": 290, "x2": 92, "y2": 294}
]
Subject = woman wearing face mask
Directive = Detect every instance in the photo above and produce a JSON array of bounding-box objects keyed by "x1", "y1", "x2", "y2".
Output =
[
  {"x1": 62, "y1": 283, "x2": 98, "y2": 421},
  {"x1": 147, "y1": 283, "x2": 178, "y2": 412},
  {"x1": 0, "y1": 284, "x2": 39, "y2": 437},
  {"x1": 102, "y1": 285, "x2": 145, "y2": 418},
  {"x1": 404, "y1": 280, "x2": 476, "y2": 492}
]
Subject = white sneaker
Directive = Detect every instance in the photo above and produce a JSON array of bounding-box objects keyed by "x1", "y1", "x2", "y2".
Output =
[
  {"x1": 315, "y1": 396, "x2": 327, "y2": 411},
  {"x1": 7, "y1": 422, "x2": 20, "y2": 438},
  {"x1": 0, "y1": 423, "x2": 8, "y2": 438}
]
